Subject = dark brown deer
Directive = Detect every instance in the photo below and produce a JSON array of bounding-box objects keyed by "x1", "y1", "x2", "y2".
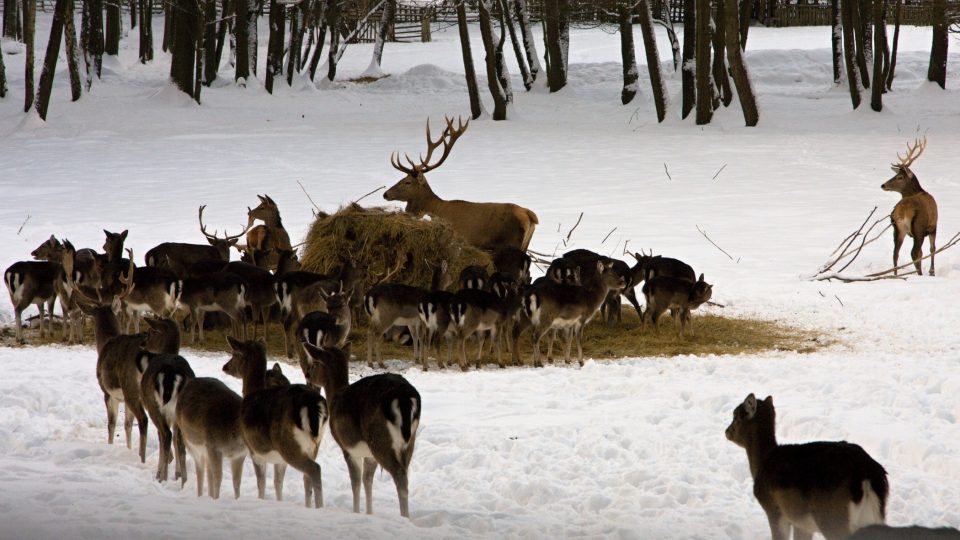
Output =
[
  {"x1": 121, "y1": 266, "x2": 182, "y2": 332},
  {"x1": 450, "y1": 287, "x2": 512, "y2": 370},
  {"x1": 523, "y1": 262, "x2": 625, "y2": 367},
  {"x1": 492, "y1": 247, "x2": 532, "y2": 286},
  {"x1": 144, "y1": 206, "x2": 246, "y2": 277},
  {"x1": 5, "y1": 259, "x2": 59, "y2": 344},
  {"x1": 882, "y1": 138, "x2": 939, "y2": 276},
  {"x1": 418, "y1": 260, "x2": 455, "y2": 370},
  {"x1": 302, "y1": 343, "x2": 420, "y2": 517},
  {"x1": 385, "y1": 117, "x2": 539, "y2": 251},
  {"x1": 245, "y1": 194, "x2": 292, "y2": 271},
  {"x1": 296, "y1": 286, "x2": 352, "y2": 353},
  {"x1": 179, "y1": 271, "x2": 246, "y2": 345},
  {"x1": 364, "y1": 283, "x2": 427, "y2": 369},
  {"x1": 642, "y1": 274, "x2": 713, "y2": 337},
  {"x1": 222, "y1": 261, "x2": 277, "y2": 340},
  {"x1": 30, "y1": 236, "x2": 104, "y2": 343},
  {"x1": 222, "y1": 338, "x2": 328, "y2": 508},
  {"x1": 725, "y1": 394, "x2": 889, "y2": 540}
]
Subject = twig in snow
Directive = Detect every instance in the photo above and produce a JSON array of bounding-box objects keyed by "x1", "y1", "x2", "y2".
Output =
[
  {"x1": 16, "y1": 215, "x2": 31, "y2": 236},
  {"x1": 706, "y1": 300, "x2": 725, "y2": 308},
  {"x1": 563, "y1": 212, "x2": 584, "y2": 246},
  {"x1": 297, "y1": 180, "x2": 323, "y2": 215},
  {"x1": 622, "y1": 240, "x2": 630, "y2": 257},
  {"x1": 865, "y1": 231, "x2": 960, "y2": 278},
  {"x1": 834, "y1": 295, "x2": 844, "y2": 307},
  {"x1": 712, "y1": 164, "x2": 727, "y2": 180},
  {"x1": 663, "y1": 163, "x2": 672, "y2": 181},
  {"x1": 601, "y1": 227, "x2": 617, "y2": 244},
  {"x1": 696, "y1": 225, "x2": 735, "y2": 261},
  {"x1": 353, "y1": 185, "x2": 386, "y2": 205}
]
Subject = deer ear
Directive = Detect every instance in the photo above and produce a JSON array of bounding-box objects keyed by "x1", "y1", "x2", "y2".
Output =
[
  {"x1": 227, "y1": 336, "x2": 244, "y2": 350},
  {"x1": 120, "y1": 230, "x2": 128, "y2": 241},
  {"x1": 764, "y1": 396, "x2": 773, "y2": 407},
  {"x1": 698, "y1": 273, "x2": 704, "y2": 282},
  {"x1": 743, "y1": 394, "x2": 758, "y2": 419},
  {"x1": 271, "y1": 362, "x2": 283, "y2": 373}
]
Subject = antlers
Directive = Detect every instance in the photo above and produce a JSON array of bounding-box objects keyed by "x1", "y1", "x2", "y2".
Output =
[
  {"x1": 391, "y1": 116, "x2": 470, "y2": 176},
  {"x1": 891, "y1": 137, "x2": 927, "y2": 171},
  {"x1": 199, "y1": 205, "x2": 250, "y2": 242}
]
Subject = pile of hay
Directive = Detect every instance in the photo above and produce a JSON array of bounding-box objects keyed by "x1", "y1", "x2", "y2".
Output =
[{"x1": 300, "y1": 204, "x2": 492, "y2": 293}]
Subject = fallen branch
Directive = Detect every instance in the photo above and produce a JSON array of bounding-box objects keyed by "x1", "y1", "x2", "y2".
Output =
[
  {"x1": 354, "y1": 185, "x2": 386, "y2": 205},
  {"x1": 712, "y1": 164, "x2": 727, "y2": 180},
  {"x1": 297, "y1": 180, "x2": 323, "y2": 215},
  {"x1": 815, "y1": 207, "x2": 879, "y2": 276},
  {"x1": 696, "y1": 225, "x2": 735, "y2": 261},
  {"x1": 601, "y1": 227, "x2": 617, "y2": 244},
  {"x1": 562, "y1": 212, "x2": 584, "y2": 247},
  {"x1": 865, "y1": 231, "x2": 960, "y2": 277},
  {"x1": 663, "y1": 163, "x2": 672, "y2": 180},
  {"x1": 17, "y1": 215, "x2": 31, "y2": 236}
]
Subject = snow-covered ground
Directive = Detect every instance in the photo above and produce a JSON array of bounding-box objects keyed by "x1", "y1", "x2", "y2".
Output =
[{"x1": 1, "y1": 16, "x2": 959, "y2": 539}]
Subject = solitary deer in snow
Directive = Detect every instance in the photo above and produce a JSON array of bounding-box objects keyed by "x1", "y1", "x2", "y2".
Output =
[
  {"x1": 882, "y1": 138, "x2": 938, "y2": 276},
  {"x1": 726, "y1": 394, "x2": 888, "y2": 540},
  {"x1": 303, "y1": 343, "x2": 420, "y2": 518},
  {"x1": 385, "y1": 116, "x2": 539, "y2": 251}
]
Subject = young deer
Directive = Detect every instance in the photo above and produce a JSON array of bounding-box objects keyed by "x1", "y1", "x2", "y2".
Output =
[
  {"x1": 140, "y1": 352, "x2": 194, "y2": 483},
  {"x1": 418, "y1": 260, "x2": 454, "y2": 370},
  {"x1": 4, "y1": 259, "x2": 59, "y2": 345},
  {"x1": 523, "y1": 261, "x2": 625, "y2": 367},
  {"x1": 283, "y1": 261, "x2": 360, "y2": 358},
  {"x1": 642, "y1": 274, "x2": 713, "y2": 337},
  {"x1": 562, "y1": 249, "x2": 639, "y2": 326},
  {"x1": 450, "y1": 287, "x2": 511, "y2": 370},
  {"x1": 303, "y1": 343, "x2": 421, "y2": 518},
  {"x1": 222, "y1": 338, "x2": 328, "y2": 508},
  {"x1": 365, "y1": 283, "x2": 427, "y2": 369},
  {"x1": 179, "y1": 271, "x2": 246, "y2": 345},
  {"x1": 726, "y1": 394, "x2": 889, "y2": 540},
  {"x1": 296, "y1": 286, "x2": 352, "y2": 353},
  {"x1": 122, "y1": 266, "x2": 182, "y2": 332},
  {"x1": 882, "y1": 138, "x2": 938, "y2": 276},
  {"x1": 222, "y1": 261, "x2": 277, "y2": 341},
  {"x1": 385, "y1": 116, "x2": 539, "y2": 251}
]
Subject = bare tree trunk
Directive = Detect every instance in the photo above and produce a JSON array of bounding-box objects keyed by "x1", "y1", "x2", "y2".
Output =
[
  {"x1": 886, "y1": 0, "x2": 900, "y2": 89},
  {"x1": 638, "y1": 0, "x2": 666, "y2": 121},
  {"x1": 162, "y1": 0, "x2": 172, "y2": 51},
  {"x1": 695, "y1": 0, "x2": 712, "y2": 124},
  {"x1": 371, "y1": 0, "x2": 395, "y2": 69},
  {"x1": 194, "y1": 3, "x2": 203, "y2": 102},
  {"x1": 213, "y1": 0, "x2": 229, "y2": 72},
  {"x1": 513, "y1": 0, "x2": 541, "y2": 82},
  {"x1": 501, "y1": 0, "x2": 531, "y2": 90},
  {"x1": 0, "y1": 41, "x2": 6, "y2": 98},
  {"x1": 170, "y1": 0, "x2": 198, "y2": 98},
  {"x1": 494, "y1": 0, "x2": 513, "y2": 103},
  {"x1": 456, "y1": 0, "x2": 482, "y2": 119},
  {"x1": 738, "y1": 0, "x2": 751, "y2": 49},
  {"x1": 681, "y1": 0, "x2": 695, "y2": 118},
  {"x1": 105, "y1": 0, "x2": 119, "y2": 56},
  {"x1": 851, "y1": 0, "x2": 870, "y2": 87},
  {"x1": 202, "y1": 0, "x2": 216, "y2": 84},
  {"x1": 265, "y1": 0, "x2": 285, "y2": 93},
  {"x1": 841, "y1": 0, "x2": 863, "y2": 107},
  {"x1": 235, "y1": 0, "x2": 249, "y2": 81},
  {"x1": 831, "y1": 0, "x2": 841, "y2": 83},
  {"x1": 64, "y1": 0, "x2": 83, "y2": 100},
  {"x1": 617, "y1": 0, "x2": 638, "y2": 105},
  {"x1": 725, "y1": 0, "x2": 758, "y2": 125},
  {"x1": 287, "y1": 4, "x2": 305, "y2": 84},
  {"x1": 130, "y1": 0, "x2": 136, "y2": 28},
  {"x1": 478, "y1": 0, "x2": 508, "y2": 120},
  {"x1": 870, "y1": 0, "x2": 884, "y2": 110},
  {"x1": 926, "y1": 0, "x2": 947, "y2": 88},
  {"x1": 23, "y1": 0, "x2": 35, "y2": 112},
  {"x1": 36, "y1": 0, "x2": 70, "y2": 120},
  {"x1": 3, "y1": 0, "x2": 21, "y2": 39},
  {"x1": 247, "y1": 0, "x2": 258, "y2": 75},
  {"x1": 543, "y1": 0, "x2": 567, "y2": 92},
  {"x1": 138, "y1": 0, "x2": 153, "y2": 62},
  {"x1": 325, "y1": 0, "x2": 339, "y2": 81},
  {"x1": 712, "y1": 0, "x2": 732, "y2": 107},
  {"x1": 307, "y1": 0, "x2": 327, "y2": 80}
]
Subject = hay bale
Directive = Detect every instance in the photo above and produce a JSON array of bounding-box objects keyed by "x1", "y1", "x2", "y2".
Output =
[{"x1": 300, "y1": 204, "x2": 492, "y2": 293}]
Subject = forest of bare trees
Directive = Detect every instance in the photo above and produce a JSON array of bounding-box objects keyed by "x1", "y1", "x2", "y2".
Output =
[{"x1": 0, "y1": 0, "x2": 956, "y2": 122}]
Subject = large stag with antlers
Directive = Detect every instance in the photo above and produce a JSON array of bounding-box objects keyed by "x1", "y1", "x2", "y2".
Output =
[
  {"x1": 144, "y1": 206, "x2": 247, "y2": 277},
  {"x1": 882, "y1": 138, "x2": 939, "y2": 276},
  {"x1": 385, "y1": 117, "x2": 539, "y2": 252}
]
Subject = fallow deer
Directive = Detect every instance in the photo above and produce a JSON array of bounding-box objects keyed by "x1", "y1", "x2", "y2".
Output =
[
  {"x1": 725, "y1": 394, "x2": 889, "y2": 540},
  {"x1": 222, "y1": 338, "x2": 328, "y2": 508},
  {"x1": 523, "y1": 261, "x2": 625, "y2": 367},
  {"x1": 385, "y1": 116, "x2": 539, "y2": 251},
  {"x1": 296, "y1": 287, "x2": 352, "y2": 354},
  {"x1": 30, "y1": 236, "x2": 103, "y2": 343},
  {"x1": 882, "y1": 138, "x2": 939, "y2": 276},
  {"x1": 179, "y1": 271, "x2": 246, "y2": 345},
  {"x1": 136, "y1": 317, "x2": 187, "y2": 482},
  {"x1": 642, "y1": 274, "x2": 712, "y2": 337},
  {"x1": 450, "y1": 287, "x2": 512, "y2": 370},
  {"x1": 265, "y1": 362, "x2": 291, "y2": 388},
  {"x1": 562, "y1": 249, "x2": 638, "y2": 326},
  {"x1": 418, "y1": 260, "x2": 454, "y2": 370},
  {"x1": 848, "y1": 525, "x2": 960, "y2": 539},
  {"x1": 630, "y1": 250, "x2": 696, "y2": 283},
  {"x1": 144, "y1": 205, "x2": 246, "y2": 277},
  {"x1": 222, "y1": 261, "x2": 278, "y2": 340},
  {"x1": 4, "y1": 259, "x2": 59, "y2": 344},
  {"x1": 458, "y1": 265, "x2": 489, "y2": 291},
  {"x1": 365, "y1": 283, "x2": 427, "y2": 369},
  {"x1": 245, "y1": 194, "x2": 292, "y2": 272},
  {"x1": 282, "y1": 261, "x2": 360, "y2": 358},
  {"x1": 302, "y1": 343, "x2": 420, "y2": 517},
  {"x1": 492, "y1": 247, "x2": 532, "y2": 286},
  {"x1": 122, "y1": 266, "x2": 182, "y2": 332}
]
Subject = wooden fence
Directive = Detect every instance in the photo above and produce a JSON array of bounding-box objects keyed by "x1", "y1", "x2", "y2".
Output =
[{"x1": 773, "y1": 2, "x2": 938, "y2": 26}]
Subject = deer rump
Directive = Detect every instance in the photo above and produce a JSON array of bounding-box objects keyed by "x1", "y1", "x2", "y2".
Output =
[
  {"x1": 755, "y1": 441, "x2": 889, "y2": 530},
  {"x1": 333, "y1": 374, "x2": 420, "y2": 467},
  {"x1": 240, "y1": 385, "x2": 327, "y2": 457}
]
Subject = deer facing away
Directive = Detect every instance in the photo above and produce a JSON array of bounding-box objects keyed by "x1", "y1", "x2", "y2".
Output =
[
  {"x1": 726, "y1": 394, "x2": 888, "y2": 540},
  {"x1": 882, "y1": 138, "x2": 938, "y2": 276},
  {"x1": 385, "y1": 117, "x2": 539, "y2": 252}
]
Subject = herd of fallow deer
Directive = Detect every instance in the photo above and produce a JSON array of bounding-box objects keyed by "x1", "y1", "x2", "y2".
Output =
[{"x1": 2, "y1": 121, "x2": 950, "y2": 537}]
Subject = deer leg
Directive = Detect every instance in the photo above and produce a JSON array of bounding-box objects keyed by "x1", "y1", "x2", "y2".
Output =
[
  {"x1": 458, "y1": 332, "x2": 469, "y2": 372},
  {"x1": 929, "y1": 232, "x2": 937, "y2": 276},
  {"x1": 531, "y1": 327, "x2": 544, "y2": 368},
  {"x1": 208, "y1": 449, "x2": 223, "y2": 499},
  {"x1": 793, "y1": 530, "x2": 813, "y2": 540},
  {"x1": 362, "y1": 457, "x2": 377, "y2": 515},
  {"x1": 283, "y1": 314, "x2": 295, "y2": 359},
  {"x1": 157, "y1": 421, "x2": 172, "y2": 482},
  {"x1": 195, "y1": 454, "x2": 206, "y2": 497},
  {"x1": 495, "y1": 327, "x2": 504, "y2": 369},
  {"x1": 625, "y1": 288, "x2": 644, "y2": 324},
  {"x1": 390, "y1": 466, "x2": 410, "y2": 518},
  {"x1": 60, "y1": 300, "x2": 70, "y2": 342},
  {"x1": 173, "y1": 426, "x2": 187, "y2": 485},
  {"x1": 284, "y1": 454, "x2": 323, "y2": 509},
  {"x1": 273, "y1": 463, "x2": 287, "y2": 501},
  {"x1": 193, "y1": 310, "x2": 204, "y2": 345},
  {"x1": 13, "y1": 306, "x2": 24, "y2": 344},
  {"x1": 910, "y1": 226, "x2": 925, "y2": 275},
  {"x1": 123, "y1": 405, "x2": 135, "y2": 450},
  {"x1": 104, "y1": 394, "x2": 119, "y2": 444},
  {"x1": 36, "y1": 301, "x2": 46, "y2": 338},
  {"x1": 253, "y1": 459, "x2": 267, "y2": 499},
  {"x1": 343, "y1": 451, "x2": 362, "y2": 513},
  {"x1": 765, "y1": 510, "x2": 790, "y2": 540},
  {"x1": 230, "y1": 456, "x2": 244, "y2": 499},
  {"x1": 575, "y1": 325, "x2": 585, "y2": 366},
  {"x1": 562, "y1": 328, "x2": 574, "y2": 364},
  {"x1": 892, "y1": 226, "x2": 905, "y2": 276},
  {"x1": 135, "y1": 404, "x2": 148, "y2": 463},
  {"x1": 546, "y1": 329, "x2": 556, "y2": 363}
]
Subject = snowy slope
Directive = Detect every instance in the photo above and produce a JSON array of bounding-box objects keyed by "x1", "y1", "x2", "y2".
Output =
[{"x1": 0, "y1": 18, "x2": 959, "y2": 540}]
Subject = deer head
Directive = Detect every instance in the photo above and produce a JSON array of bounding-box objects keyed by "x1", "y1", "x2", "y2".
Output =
[
  {"x1": 199, "y1": 205, "x2": 248, "y2": 258},
  {"x1": 103, "y1": 229, "x2": 128, "y2": 261},
  {"x1": 882, "y1": 137, "x2": 926, "y2": 196},
  {"x1": 384, "y1": 116, "x2": 469, "y2": 209},
  {"x1": 724, "y1": 393, "x2": 776, "y2": 449},
  {"x1": 247, "y1": 194, "x2": 281, "y2": 227},
  {"x1": 32, "y1": 235, "x2": 64, "y2": 261}
]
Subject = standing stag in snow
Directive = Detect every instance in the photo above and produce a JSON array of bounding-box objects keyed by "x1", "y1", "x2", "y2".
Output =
[
  {"x1": 726, "y1": 394, "x2": 888, "y2": 540},
  {"x1": 882, "y1": 138, "x2": 938, "y2": 276},
  {"x1": 385, "y1": 116, "x2": 539, "y2": 251}
]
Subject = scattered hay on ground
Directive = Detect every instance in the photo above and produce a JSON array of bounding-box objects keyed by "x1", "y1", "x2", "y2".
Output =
[{"x1": 300, "y1": 204, "x2": 492, "y2": 292}]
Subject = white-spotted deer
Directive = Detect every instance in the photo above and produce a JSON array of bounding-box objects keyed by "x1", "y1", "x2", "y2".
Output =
[
  {"x1": 385, "y1": 117, "x2": 539, "y2": 251},
  {"x1": 523, "y1": 261, "x2": 625, "y2": 367},
  {"x1": 222, "y1": 338, "x2": 328, "y2": 508},
  {"x1": 303, "y1": 343, "x2": 420, "y2": 517},
  {"x1": 726, "y1": 394, "x2": 889, "y2": 540},
  {"x1": 882, "y1": 138, "x2": 938, "y2": 276}
]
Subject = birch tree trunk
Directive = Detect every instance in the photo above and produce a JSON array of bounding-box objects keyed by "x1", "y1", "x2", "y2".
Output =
[
  {"x1": 695, "y1": 0, "x2": 712, "y2": 124},
  {"x1": 456, "y1": 0, "x2": 482, "y2": 119},
  {"x1": 638, "y1": 0, "x2": 666, "y2": 121},
  {"x1": 36, "y1": 0, "x2": 70, "y2": 120},
  {"x1": 371, "y1": 0, "x2": 396, "y2": 70},
  {"x1": 724, "y1": 0, "x2": 758, "y2": 125}
]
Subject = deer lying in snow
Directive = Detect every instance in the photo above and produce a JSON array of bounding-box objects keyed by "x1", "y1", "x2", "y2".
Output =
[
  {"x1": 303, "y1": 343, "x2": 420, "y2": 517},
  {"x1": 882, "y1": 138, "x2": 938, "y2": 276},
  {"x1": 726, "y1": 394, "x2": 889, "y2": 540}
]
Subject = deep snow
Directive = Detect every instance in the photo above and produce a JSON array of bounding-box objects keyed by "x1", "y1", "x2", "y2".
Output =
[{"x1": 0, "y1": 15, "x2": 959, "y2": 540}]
